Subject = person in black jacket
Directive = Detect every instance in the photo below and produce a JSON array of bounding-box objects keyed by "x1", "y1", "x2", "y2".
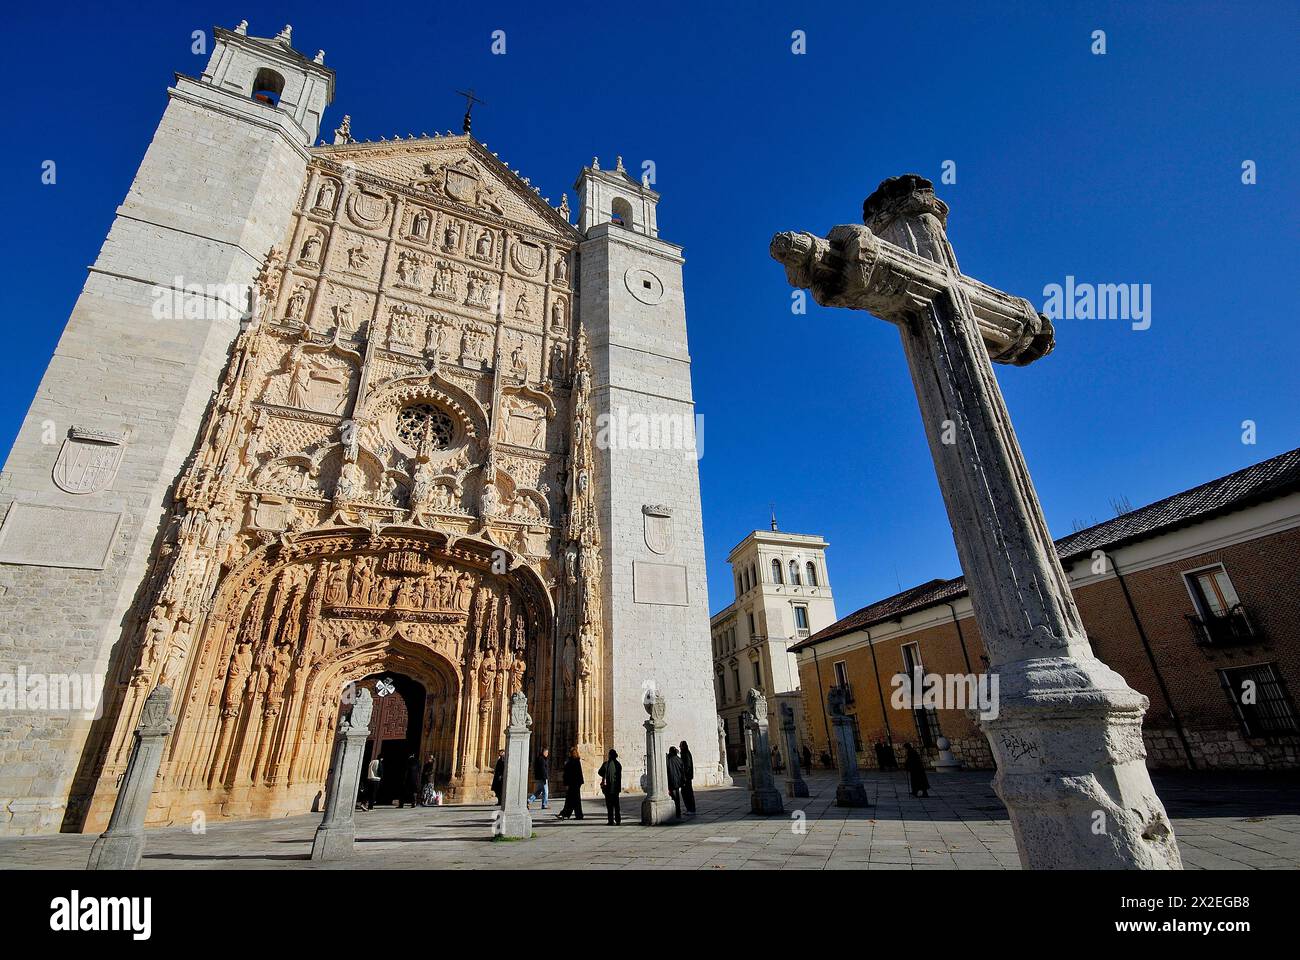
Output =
[
  {"x1": 558, "y1": 746, "x2": 584, "y2": 820},
  {"x1": 528, "y1": 747, "x2": 551, "y2": 810},
  {"x1": 398, "y1": 753, "x2": 421, "y2": 808},
  {"x1": 678, "y1": 741, "x2": 696, "y2": 815},
  {"x1": 666, "y1": 745, "x2": 685, "y2": 819},
  {"x1": 903, "y1": 743, "x2": 930, "y2": 798},
  {"x1": 490, "y1": 749, "x2": 505, "y2": 806},
  {"x1": 598, "y1": 749, "x2": 622, "y2": 825}
]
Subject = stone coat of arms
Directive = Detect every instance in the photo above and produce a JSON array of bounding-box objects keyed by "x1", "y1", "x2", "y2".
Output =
[
  {"x1": 642, "y1": 504, "x2": 673, "y2": 555},
  {"x1": 52, "y1": 427, "x2": 127, "y2": 495}
]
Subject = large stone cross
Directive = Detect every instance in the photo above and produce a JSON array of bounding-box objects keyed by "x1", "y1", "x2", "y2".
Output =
[{"x1": 772, "y1": 175, "x2": 1181, "y2": 869}]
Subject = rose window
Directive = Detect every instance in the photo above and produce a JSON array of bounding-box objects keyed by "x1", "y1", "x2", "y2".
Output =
[{"x1": 395, "y1": 403, "x2": 455, "y2": 452}]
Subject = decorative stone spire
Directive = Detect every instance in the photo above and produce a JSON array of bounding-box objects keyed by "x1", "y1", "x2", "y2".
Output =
[
  {"x1": 332, "y1": 114, "x2": 352, "y2": 145},
  {"x1": 558, "y1": 194, "x2": 571, "y2": 222},
  {"x1": 234, "y1": 20, "x2": 248, "y2": 35},
  {"x1": 591, "y1": 157, "x2": 600, "y2": 171},
  {"x1": 275, "y1": 24, "x2": 293, "y2": 44},
  {"x1": 615, "y1": 155, "x2": 626, "y2": 173},
  {"x1": 770, "y1": 505, "x2": 778, "y2": 531},
  {"x1": 314, "y1": 50, "x2": 325, "y2": 64}
]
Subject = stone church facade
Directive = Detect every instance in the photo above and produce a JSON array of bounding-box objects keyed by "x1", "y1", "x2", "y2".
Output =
[{"x1": 0, "y1": 22, "x2": 719, "y2": 834}]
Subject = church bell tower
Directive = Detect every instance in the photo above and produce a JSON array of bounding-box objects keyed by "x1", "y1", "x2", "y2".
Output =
[
  {"x1": 574, "y1": 158, "x2": 721, "y2": 784},
  {"x1": 0, "y1": 23, "x2": 333, "y2": 834}
]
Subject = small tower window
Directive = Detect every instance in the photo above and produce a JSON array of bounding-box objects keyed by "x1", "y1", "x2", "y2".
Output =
[
  {"x1": 806, "y1": 561, "x2": 818, "y2": 587},
  {"x1": 789, "y1": 560, "x2": 801, "y2": 586},
  {"x1": 771, "y1": 559, "x2": 783, "y2": 584},
  {"x1": 252, "y1": 68, "x2": 286, "y2": 107},
  {"x1": 610, "y1": 197, "x2": 634, "y2": 228}
]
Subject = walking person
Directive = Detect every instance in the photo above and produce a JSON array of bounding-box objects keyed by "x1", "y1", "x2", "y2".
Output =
[
  {"x1": 801, "y1": 745, "x2": 812, "y2": 774},
  {"x1": 679, "y1": 741, "x2": 696, "y2": 816},
  {"x1": 398, "y1": 753, "x2": 421, "y2": 808},
  {"x1": 365, "y1": 754, "x2": 383, "y2": 810},
  {"x1": 491, "y1": 749, "x2": 505, "y2": 807},
  {"x1": 666, "y1": 745, "x2": 685, "y2": 819},
  {"x1": 528, "y1": 746, "x2": 551, "y2": 810},
  {"x1": 598, "y1": 749, "x2": 622, "y2": 825},
  {"x1": 558, "y1": 746, "x2": 585, "y2": 820},
  {"x1": 904, "y1": 743, "x2": 930, "y2": 798}
]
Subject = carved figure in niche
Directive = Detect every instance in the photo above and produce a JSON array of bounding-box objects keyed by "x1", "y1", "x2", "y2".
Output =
[
  {"x1": 551, "y1": 299, "x2": 566, "y2": 331},
  {"x1": 396, "y1": 251, "x2": 425, "y2": 287},
  {"x1": 455, "y1": 571, "x2": 474, "y2": 611},
  {"x1": 432, "y1": 261, "x2": 456, "y2": 298},
  {"x1": 510, "y1": 335, "x2": 528, "y2": 378},
  {"x1": 335, "y1": 457, "x2": 362, "y2": 500},
  {"x1": 286, "y1": 284, "x2": 310, "y2": 323},
  {"x1": 435, "y1": 565, "x2": 454, "y2": 609},
  {"x1": 315, "y1": 180, "x2": 337, "y2": 210},
  {"x1": 332, "y1": 299, "x2": 354, "y2": 333},
  {"x1": 480, "y1": 474, "x2": 500, "y2": 517},
  {"x1": 509, "y1": 656, "x2": 526, "y2": 695},
  {"x1": 478, "y1": 651, "x2": 497, "y2": 701},
  {"x1": 578, "y1": 620, "x2": 595, "y2": 681},
  {"x1": 388, "y1": 306, "x2": 420, "y2": 351},
  {"x1": 411, "y1": 208, "x2": 430, "y2": 239},
  {"x1": 475, "y1": 229, "x2": 494, "y2": 259},
  {"x1": 136, "y1": 613, "x2": 170, "y2": 682},
  {"x1": 395, "y1": 578, "x2": 416, "y2": 609},
  {"x1": 549, "y1": 342, "x2": 566, "y2": 380},
  {"x1": 324, "y1": 559, "x2": 350, "y2": 605},
  {"x1": 346, "y1": 246, "x2": 370, "y2": 272},
  {"x1": 473, "y1": 589, "x2": 489, "y2": 633},
  {"x1": 443, "y1": 221, "x2": 460, "y2": 251},
  {"x1": 350, "y1": 556, "x2": 374, "y2": 606},
  {"x1": 160, "y1": 622, "x2": 191, "y2": 688},
  {"x1": 460, "y1": 326, "x2": 487, "y2": 366},
  {"x1": 300, "y1": 234, "x2": 323, "y2": 264},
  {"x1": 561, "y1": 634, "x2": 576, "y2": 695},
  {"x1": 514, "y1": 290, "x2": 530, "y2": 321},
  {"x1": 431, "y1": 483, "x2": 454, "y2": 512},
  {"x1": 223, "y1": 641, "x2": 254, "y2": 716},
  {"x1": 554, "y1": 255, "x2": 568, "y2": 284},
  {"x1": 413, "y1": 577, "x2": 428, "y2": 610}
]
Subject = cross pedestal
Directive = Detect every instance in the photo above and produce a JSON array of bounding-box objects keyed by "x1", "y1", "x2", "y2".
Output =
[
  {"x1": 640, "y1": 693, "x2": 675, "y2": 825},
  {"x1": 498, "y1": 692, "x2": 533, "y2": 839},
  {"x1": 310, "y1": 687, "x2": 373, "y2": 861},
  {"x1": 771, "y1": 175, "x2": 1181, "y2": 869},
  {"x1": 780, "y1": 703, "x2": 809, "y2": 798},
  {"x1": 743, "y1": 690, "x2": 784, "y2": 815}
]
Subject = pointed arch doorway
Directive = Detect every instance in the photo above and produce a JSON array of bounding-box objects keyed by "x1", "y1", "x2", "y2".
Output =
[{"x1": 347, "y1": 673, "x2": 425, "y2": 807}]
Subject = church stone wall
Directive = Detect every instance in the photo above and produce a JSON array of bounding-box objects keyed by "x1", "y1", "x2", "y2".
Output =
[{"x1": 0, "y1": 45, "x2": 324, "y2": 835}]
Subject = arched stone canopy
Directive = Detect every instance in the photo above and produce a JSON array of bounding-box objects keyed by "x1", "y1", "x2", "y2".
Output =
[{"x1": 142, "y1": 524, "x2": 553, "y2": 821}]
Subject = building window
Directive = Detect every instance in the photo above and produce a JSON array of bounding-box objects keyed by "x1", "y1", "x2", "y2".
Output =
[
  {"x1": 789, "y1": 560, "x2": 801, "y2": 585},
  {"x1": 772, "y1": 559, "x2": 783, "y2": 584},
  {"x1": 1220, "y1": 664, "x2": 1298, "y2": 738},
  {"x1": 793, "y1": 604, "x2": 810, "y2": 638},
  {"x1": 747, "y1": 611, "x2": 755, "y2": 636},
  {"x1": 1184, "y1": 565, "x2": 1256, "y2": 646},
  {"x1": 901, "y1": 643, "x2": 940, "y2": 748},
  {"x1": 750, "y1": 563, "x2": 757, "y2": 591},
  {"x1": 833, "y1": 660, "x2": 849, "y2": 687},
  {"x1": 753, "y1": 659, "x2": 763, "y2": 690},
  {"x1": 736, "y1": 575, "x2": 742, "y2": 598},
  {"x1": 806, "y1": 561, "x2": 818, "y2": 587},
  {"x1": 732, "y1": 668, "x2": 741, "y2": 699}
]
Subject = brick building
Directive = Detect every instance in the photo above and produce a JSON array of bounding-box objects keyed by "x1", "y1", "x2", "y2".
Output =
[{"x1": 792, "y1": 448, "x2": 1300, "y2": 772}]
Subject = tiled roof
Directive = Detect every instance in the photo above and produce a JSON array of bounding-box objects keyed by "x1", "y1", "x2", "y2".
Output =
[{"x1": 792, "y1": 447, "x2": 1300, "y2": 651}]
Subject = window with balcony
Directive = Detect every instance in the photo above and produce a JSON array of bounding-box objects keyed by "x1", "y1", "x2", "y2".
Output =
[
  {"x1": 793, "y1": 604, "x2": 810, "y2": 638},
  {"x1": 1219, "y1": 663, "x2": 1298, "y2": 737},
  {"x1": 1184, "y1": 565, "x2": 1257, "y2": 646}
]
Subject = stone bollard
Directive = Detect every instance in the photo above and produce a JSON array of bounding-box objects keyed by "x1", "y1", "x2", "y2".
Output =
[
  {"x1": 780, "y1": 703, "x2": 809, "y2": 798},
  {"x1": 828, "y1": 688, "x2": 870, "y2": 807},
  {"x1": 310, "y1": 687, "x2": 373, "y2": 861},
  {"x1": 935, "y1": 736, "x2": 962, "y2": 772},
  {"x1": 88, "y1": 685, "x2": 175, "y2": 870},
  {"x1": 716, "y1": 715, "x2": 733, "y2": 786},
  {"x1": 743, "y1": 690, "x2": 784, "y2": 815},
  {"x1": 497, "y1": 692, "x2": 533, "y2": 838},
  {"x1": 640, "y1": 692, "x2": 675, "y2": 824}
]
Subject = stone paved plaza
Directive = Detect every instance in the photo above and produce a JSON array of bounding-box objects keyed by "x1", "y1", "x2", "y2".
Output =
[{"x1": 2, "y1": 770, "x2": 1297, "y2": 870}]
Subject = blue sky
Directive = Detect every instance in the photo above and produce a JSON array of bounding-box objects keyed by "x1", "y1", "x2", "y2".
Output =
[{"x1": 1, "y1": 2, "x2": 1296, "y2": 622}]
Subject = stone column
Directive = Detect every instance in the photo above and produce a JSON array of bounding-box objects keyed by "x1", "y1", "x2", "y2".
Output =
[
  {"x1": 771, "y1": 175, "x2": 1181, "y2": 870},
  {"x1": 743, "y1": 690, "x2": 784, "y2": 815},
  {"x1": 828, "y1": 689, "x2": 870, "y2": 807},
  {"x1": 310, "y1": 688, "x2": 373, "y2": 861},
  {"x1": 640, "y1": 692, "x2": 675, "y2": 825},
  {"x1": 497, "y1": 692, "x2": 533, "y2": 839},
  {"x1": 87, "y1": 685, "x2": 175, "y2": 870},
  {"x1": 716, "y1": 715, "x2": 733, "y2": 786},
  {"x1": 780, "y1": 703, "x2": 809, "y2": 798}
]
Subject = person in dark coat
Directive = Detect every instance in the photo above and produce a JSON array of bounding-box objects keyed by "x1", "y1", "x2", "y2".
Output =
[
  {"x1": 801, "y1": 745, "x2": 813, "y2": 773},
  {"x1": 903, "y1": 743, "x2": 930, "y2": 797},
  {"x1": 528, "y1": 747, "x2": 551, "y2": 810},
  {"x1": 666, "y1": 745, "x2": 685, "y2": 819},
  {"x1": 598, "y1": 749, "x2": 622, "y2": 825},
  {"x1": 820, "y1": 749, "x2": 834, "y2": 769},
  {"x1": 882, "y1": 742, "x2": 899, "y2": 770},
  {"x1": 873, "y1": 741, "x2": 888, "y2": 770},
  {"x1": 490, "y1": 749, "x2": 505, "y2": 806},
  {"x1": 398, "y1": 753, "x2": 421, "y2": 808},
  {"x1": 558, "y1": 746, "x2": 584, "y2": 820},
  {"x1": 679, "y1": 741, "x2": 696, "y2": 815}
]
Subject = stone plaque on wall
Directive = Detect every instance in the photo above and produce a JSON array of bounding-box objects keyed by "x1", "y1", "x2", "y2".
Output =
[
  {"x1": 0, "y1": 502, "x2": 122, "y2": 570},
  {"x1": 632, "y1": 561, "x2": 688, "y2": 606}
]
